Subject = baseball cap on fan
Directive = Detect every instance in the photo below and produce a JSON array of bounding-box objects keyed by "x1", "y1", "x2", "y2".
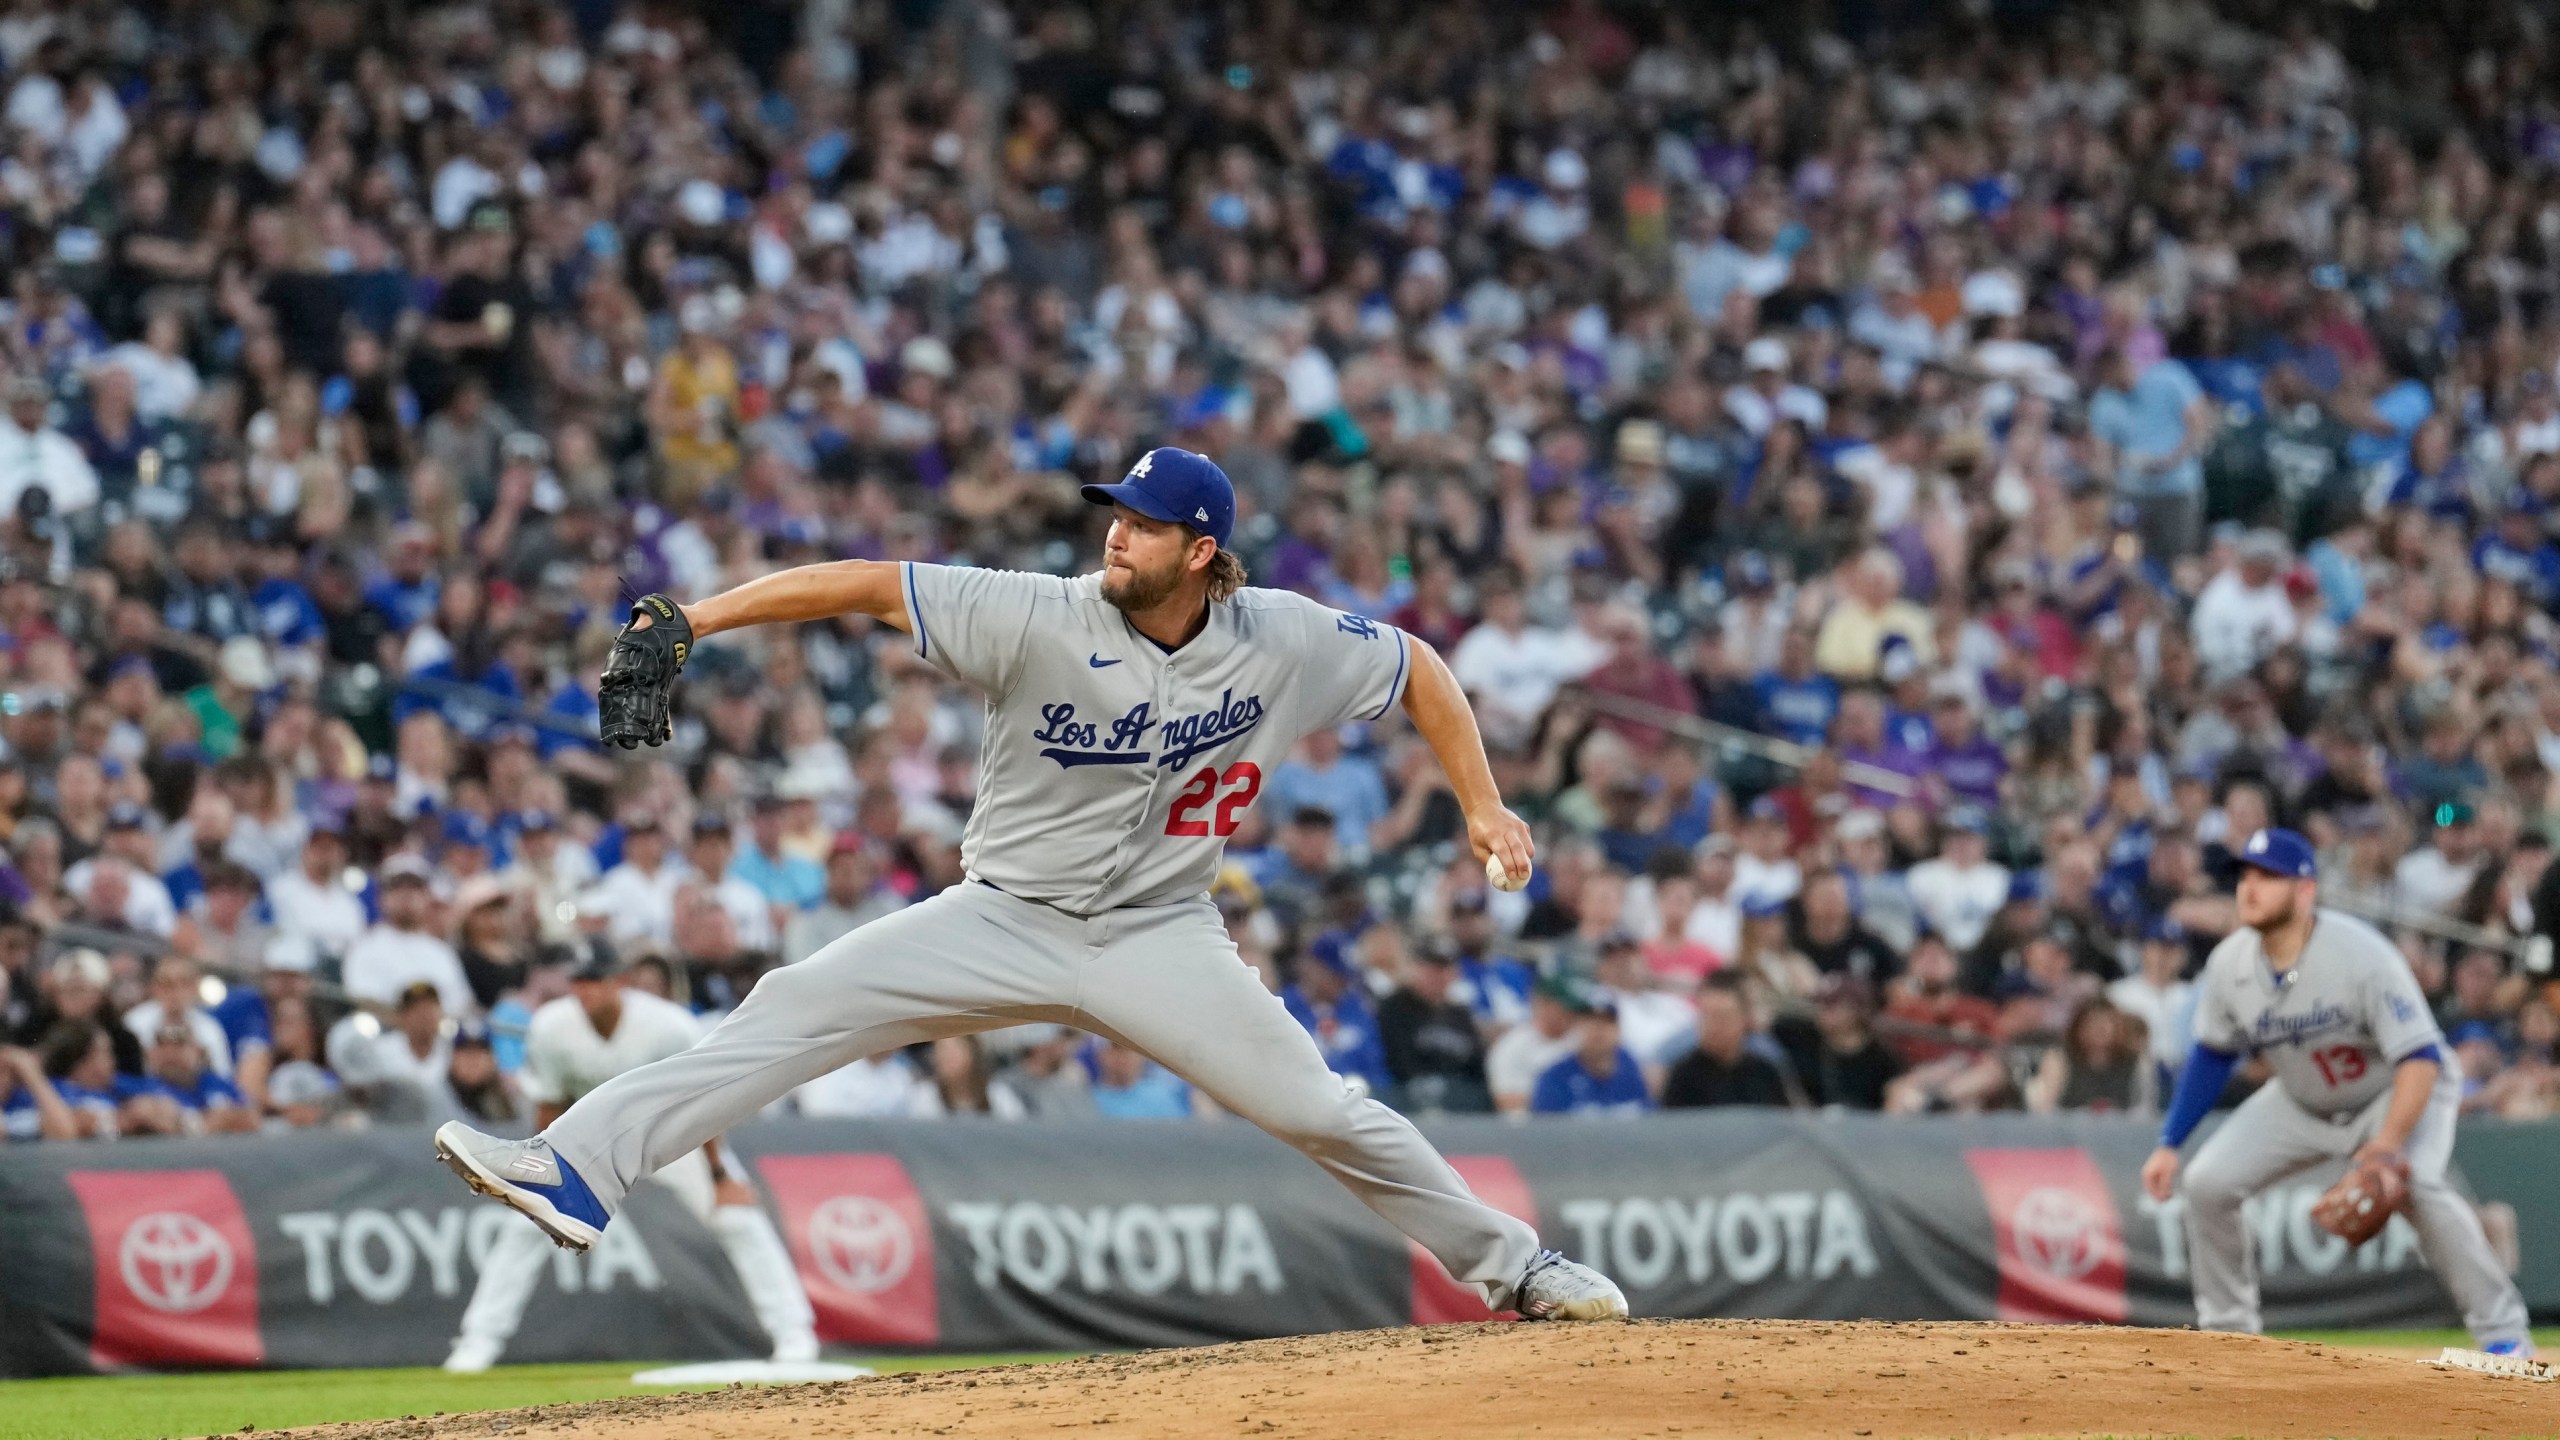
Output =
[
  {"x1": 2236, "y1": 827, "x2": 2317, "y2": 880},
  {"x1": 1081, "y1": 448, "x2": 1236, "y2": 548}
]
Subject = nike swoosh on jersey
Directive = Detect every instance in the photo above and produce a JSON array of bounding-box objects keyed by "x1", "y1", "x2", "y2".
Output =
[{"x1": 1089, "y1": 654, "x2": 1122, "y2": 668}]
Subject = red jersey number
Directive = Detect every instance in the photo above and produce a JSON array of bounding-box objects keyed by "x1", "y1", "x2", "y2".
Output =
[
  {"x1": 1165, "y1": 762, "x2": 1262, "y2": 838},
  {"x1": 2311, "y1": 1045, "x2": 2368, "y2": 1087}
]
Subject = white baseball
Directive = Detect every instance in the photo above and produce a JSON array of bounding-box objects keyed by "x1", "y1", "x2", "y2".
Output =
[{"x1": 1485, "y1": 852, "x2": 1529, "y2": 892}]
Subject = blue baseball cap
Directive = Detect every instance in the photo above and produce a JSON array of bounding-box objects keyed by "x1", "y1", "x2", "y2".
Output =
[
  {"x1": 2143, "y1": 915, "x2": 2187, "y2": 945},
  {"x1": 1081, "y1": 448, "x2": 1236, "y2": 548},
  {"x1": 2236, "y1": 827, "x2": 2316, "y2": 880}
]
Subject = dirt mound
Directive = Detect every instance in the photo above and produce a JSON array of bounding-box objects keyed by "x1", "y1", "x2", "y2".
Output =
[{"x1": 296, "y1": 1321, "x2": 2555, "y2": 1440}]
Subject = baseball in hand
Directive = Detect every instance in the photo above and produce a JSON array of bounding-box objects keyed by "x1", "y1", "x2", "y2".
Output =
[{"x1": 1485, "y1": 851, "x2": 1529, "y2": 892}]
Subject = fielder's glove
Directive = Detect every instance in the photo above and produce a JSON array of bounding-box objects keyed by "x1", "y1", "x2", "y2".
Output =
[
  {"x1": 2310, "y1": 1147, "x2": 2411, "y2": 1245},
  {"x1": 598, "y1": 594, "x2": 693, "y2": 749}
]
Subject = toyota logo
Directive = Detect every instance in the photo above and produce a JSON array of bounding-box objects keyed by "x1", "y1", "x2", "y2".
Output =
[
  {"x1": 118, "y1": 1212, "x2": 234, "y2": 1314},
  {"x1": 807, "y1": 1195, "x2": 913, "y2": 1294},
  {"x1": 2010, "y1": 1186, "x2": 2108, "y2": 1282}
]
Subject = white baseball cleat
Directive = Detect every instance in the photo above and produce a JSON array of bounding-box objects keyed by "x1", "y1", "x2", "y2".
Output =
[
  {"x1": 443, "y1": 1334, "x2": 503, "y2": 1374},
  {"x1": 434, "y1": 1122, "x2": 610, "y2": 1253},
  {"x1": 1511, "y1": 1249, "x2": 1629, "y2": 1321}
]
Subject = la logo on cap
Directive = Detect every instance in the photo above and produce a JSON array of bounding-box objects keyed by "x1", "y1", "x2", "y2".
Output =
[
  {"x1": 1131, "y1": 452, "x2": 1155, "y2": 478},
  {"x1": 2249, "y1": 833, "x2": 2267, "y2": 853}
]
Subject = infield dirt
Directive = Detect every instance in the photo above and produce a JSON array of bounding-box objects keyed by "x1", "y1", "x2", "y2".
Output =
[{"x1": 289, "y1": 1319, "x2": 2558, "y2": 1440}]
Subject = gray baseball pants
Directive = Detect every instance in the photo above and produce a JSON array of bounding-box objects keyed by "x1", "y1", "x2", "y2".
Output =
[
  {"x1": 543, "y1": 881, "x2": 1540, "y2": 1306},
  {"x1": 2183, "y1": 1075, "x2": 2529, "y2": 1346}
]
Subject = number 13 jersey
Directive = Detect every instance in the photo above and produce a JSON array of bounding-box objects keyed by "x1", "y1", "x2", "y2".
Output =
[{"x1": 2192, "y1": 908, "x2": 2453, "y2": 1115}]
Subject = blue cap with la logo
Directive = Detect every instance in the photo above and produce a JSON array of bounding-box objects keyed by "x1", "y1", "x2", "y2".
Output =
[
  {"x1": 1081, "y1": 447, "x2": 1236, "y2": 548},
  {"x1": 2237, "y1": 827, "x2": 2316, "y2": 880}
]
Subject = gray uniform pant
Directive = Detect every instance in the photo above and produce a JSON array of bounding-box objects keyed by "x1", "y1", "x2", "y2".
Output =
[
  {"x1": 544, "y1": 882, "x2": 1540, "y2": 1307},
  {"x1": 2184, "y1": 1077, "x2": 2529, "y2": 1346}
]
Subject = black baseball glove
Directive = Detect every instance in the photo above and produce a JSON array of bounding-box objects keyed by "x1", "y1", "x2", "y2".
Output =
[{"x1": 598, "y1": 594, "x2": 694, "y2": 749}]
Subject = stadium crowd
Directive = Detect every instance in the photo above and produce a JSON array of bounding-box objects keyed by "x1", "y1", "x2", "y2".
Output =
[{"x1": 8, "y1": 0, "x2": 2560, "y2": 1140}]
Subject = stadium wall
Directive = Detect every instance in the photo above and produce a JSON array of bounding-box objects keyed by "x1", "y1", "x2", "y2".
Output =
[{"x1": 1, "y1": 1113, "x2": 2544, "y2": 1376}]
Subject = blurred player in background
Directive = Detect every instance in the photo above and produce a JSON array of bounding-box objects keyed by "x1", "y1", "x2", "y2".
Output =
[
  {"x1": 2143, "y1": 829, "x2": 2532, "y2": 1354},
  {"x1": 443, "y1": 951, "x2": 816, "y2": 1373}
]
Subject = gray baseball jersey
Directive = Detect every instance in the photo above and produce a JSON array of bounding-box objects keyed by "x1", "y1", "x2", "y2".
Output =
[
  {"x1": 900, "y1": 564, "x2": 1411, "y2": 912},
  {"x1": 2191, "y1": 908, "x2": 2450, "y2": 1116}
]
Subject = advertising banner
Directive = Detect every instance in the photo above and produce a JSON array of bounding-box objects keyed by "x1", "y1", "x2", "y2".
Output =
[{"x1": 0, "y1": 1112, "x2": 2516, "y2": 1376}]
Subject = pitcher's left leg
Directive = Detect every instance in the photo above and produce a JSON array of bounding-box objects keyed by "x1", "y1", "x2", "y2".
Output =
[
  {"x1": 1078, "y1": 900, "x2": 1602, "y2": 1313},
  {"x1": 2394, "y1": 1084, "x2": 2532, "y2": 1351}
]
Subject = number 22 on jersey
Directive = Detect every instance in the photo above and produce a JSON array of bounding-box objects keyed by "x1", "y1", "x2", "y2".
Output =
[{"x1": 1165, "y1": 762, "x2": 1262, "y2": 837}]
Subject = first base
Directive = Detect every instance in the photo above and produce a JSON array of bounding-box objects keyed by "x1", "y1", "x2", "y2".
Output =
[
  {"x1": 2425, "y1": 1347, "x2": 2555, "y2": 1382},
  {"x1": 632, "y1": 1359, "x2": 874, "y2": 1385}
]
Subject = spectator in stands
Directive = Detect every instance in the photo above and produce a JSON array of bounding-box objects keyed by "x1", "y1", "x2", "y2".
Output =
[
  {"x1": 1883, "y1": 934, "x2": 2008, "y2": 1114},
  {"x1": 43, "y1": 1017, "x2": 174, "y2": 1138},
  {"x1": 2108, "y1": 920, "x2": 2198, "y2": 1093},
  {"x1": 2027, "y1": 998, "x2": 2156, "y2": 1116},
  {"x1": 329, "y1": 981, "x2": 453, "y2": 1122},
  {"x1": 1377, "y1": 943, "x2": 1491, "y2": 1114},
  {"x1": 1662, "y1": 977, "x2": 1793, "y2": 1109},
  {"x1": 1486, "y1": 975, "x2": 1579, "y2": 1117},
  {"x1": 731, "y1": 795, "x2": 825, "y2": 915},
  {"x1": 451, "y1": 875, "x2": 529, "y2": 1012},
  {"x1": 1530, "y1": 993, "x2": 1651, "y2": 1118},
  {"x1": 585, "y1": 817, "x2": 682, "y2": 948},
  {"x1": 792, "y1": 1046, "x2": 928, "y2": 1119},
  {"x1": 121, "y1": 953, "x2": 230, "y2": 1077},
  {"x1": 1788, "y1": 870, "x2": 1900, "y2": 987},
  {"x1": 343, "y1": 855, "x2": 472, "y2": 1016},
  {"x1": 1794, "y1": 975, "x2": 1903, "y2": 1111},
  {"x1": 1089, "y1": 1039, "x2": 1193, "y2": 1120},
  {"x1": 783, "y1": 834, "x2": 904, "y2": 966},
  {"x1": 140, "y1": 1020, "x2": 255, "y2": 1134},
  {"x1": 177, "y1": 862, "x2": 269, "y2": 976},
  {"x1": 0, "y1": 1043, "x2": 75, "y2": 1140},
  {"x1": 443, "y1": 1024, "x2": 521, "y2": 1127},
  {"x1": 264, "y1": 818, "x2": 366, "y2": 963},
  {"x1": 990, "y1": 1027, "x2": 1096, "y2": 1120},
  {"x1": 1281, "y1": 954, "x2": 1390, "y2": 1097},
  {"x1": 915, "y1": 1036, "x2": 1024, "y2": 1120},
  {"x1": 16, "y1": 948, "x2": 137, "y2": 1073},
  {"x1": 1906, "y1": 808, "x2": 2009, "y2": 954},
  {"x1": 260, "y1": 994, "x2": 338, "y2": 1129}
]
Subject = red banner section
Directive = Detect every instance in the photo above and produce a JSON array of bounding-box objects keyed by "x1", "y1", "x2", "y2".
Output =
[
  {"x1": 753, "y1": 1152, "x2": 940, "y2": 1346},
  {"x1": 66, "y1": 1168, "x2": 263, "y2": 1370},
  {"x1": 1963, "y1": 1146, "x2": 2128, "y2": 1324},
  {"x1": 1410, "y1": 1154, "x2": 1540, "y2": 1324}
]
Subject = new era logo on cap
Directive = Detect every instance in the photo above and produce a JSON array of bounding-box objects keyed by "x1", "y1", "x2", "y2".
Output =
[{"x1": 1195, "y1": 507, "x2": 1209, "y2": 523}]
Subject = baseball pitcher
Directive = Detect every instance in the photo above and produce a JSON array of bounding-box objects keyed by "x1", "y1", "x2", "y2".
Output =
[
  {"x1": 435, "y1": 449, "x2": 1627, "y2": 1322},
  {"x1": 444, "y1": 953, "x2": 819, "y2": 1371},
  {"x1": 2142, "y1": 828, "x2": 2532, "y2": 1352}
]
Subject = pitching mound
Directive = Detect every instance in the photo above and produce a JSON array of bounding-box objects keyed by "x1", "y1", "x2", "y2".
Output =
[{"x1": 295, "y1": 1321, "x2": 2555, "y2": 1440}]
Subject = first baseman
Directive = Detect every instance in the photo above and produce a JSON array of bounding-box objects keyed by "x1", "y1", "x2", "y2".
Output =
[
  {"x1": 2142, "y1": 827, "x2": 2532, "y2": 1351},
  {"x1": 436, "y1": 448, "x2": 1627, "y2": 1322}
]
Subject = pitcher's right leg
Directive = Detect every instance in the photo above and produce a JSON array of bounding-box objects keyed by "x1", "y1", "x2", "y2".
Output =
[{"x1": 1078, "y1": 899, "x2": 1618, "y2": 1317}]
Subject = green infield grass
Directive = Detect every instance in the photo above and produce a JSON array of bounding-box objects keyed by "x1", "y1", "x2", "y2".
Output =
[{"x1": 0, "y1": 1354, "x2": 1076, "y2": 1440}]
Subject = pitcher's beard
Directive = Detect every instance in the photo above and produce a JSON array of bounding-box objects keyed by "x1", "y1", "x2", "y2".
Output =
[{"x1": 1101, "y1": 556, "x2": 1184, "y2": 613}]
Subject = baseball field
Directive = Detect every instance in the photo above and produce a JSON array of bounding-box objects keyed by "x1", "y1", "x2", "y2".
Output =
[{"x1": 4, "y1": 1324, "x2": 2549, "y2": 1440}]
